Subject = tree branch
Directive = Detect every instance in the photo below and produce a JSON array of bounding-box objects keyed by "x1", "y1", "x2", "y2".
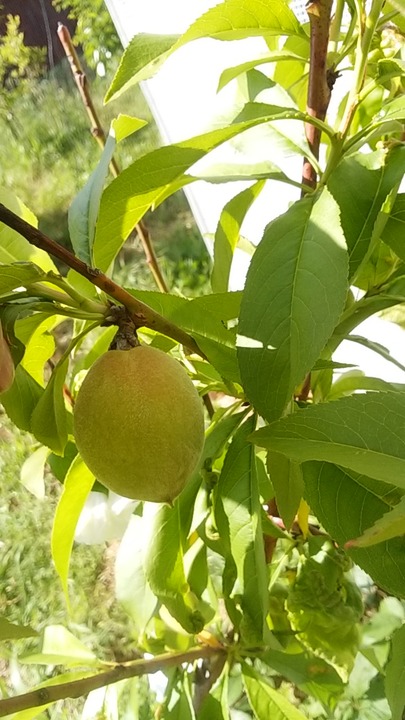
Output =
[
  {"x1": 302, "y1": 0, "x2": 335, "y2": 189},
  {"x1": 0, "y1": 646, "x2": 223, "y2": 717},
  {"x1": 57, "y1": 23, "x2": 169, "y2": 294},
  {"x1": 0, "y1": 203, "x2": 203, "y2": 356}
]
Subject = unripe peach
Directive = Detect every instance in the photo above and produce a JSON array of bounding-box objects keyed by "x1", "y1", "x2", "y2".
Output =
[{"x1": 73, "y1": 345, "x2": 205, "y2": 503}]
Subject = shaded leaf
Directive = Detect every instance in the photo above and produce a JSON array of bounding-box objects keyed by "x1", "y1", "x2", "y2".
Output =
[
  {"x1": 0, "y1": 262, "x2": 45, "y2": 294},
  {"x1": 266, "y1": 452, "x2": 304, "y2": 530},
  {"x1": 385, "y1": 624, "x2": 405, "y2": 720},
  {"x1": 30, "y1": 355, "x2": 69, "y2": 454},
  {"x1": 0, "y1": 617, "x2": 37, "y2": 640},
  {"x1": 252, "y1": 392, "x2": 405, "y2": 490},
  {"x1": 211, "y1": 181, "x2": 265, "y2": 294},
  {"x1": 381, "y1": 193, "x2": 405, "y2": 261},
  {"x1": 327, "y1": 146, "x2": 405, "y2": 281},
  {"x1": 214, "y1": 416, "x2": 269, "y2": 644},
  {"x1": 0, "y1": 364, "x2": 43, "y2": 431},
  {"x1": 238, "y1": 188, "x2": 348, "y2": 422},
  {"x1": 243, "y1": 662, "x2": 307, "y2": 719},
  {"x1": 303, "y1": 461, "x2": 405, "y2": 597},
  {"x1": 347, "y1": 495, "x2": 405, "y2": 548},
  {"x1": 51, "y1": 455, "x2": 95, "y2": 601}
]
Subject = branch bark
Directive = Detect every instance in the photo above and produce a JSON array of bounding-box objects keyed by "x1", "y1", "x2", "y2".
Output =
[
  {"x1": 57, "y1": 23, "x2": 169, "y2": 294},
  {"x1": 0, "y1": 203, "x2": 203, "y2": 356},
  {"x1": 0, "y1": 646, "x2": 223, "y2": 717},
  {"x1": 302, "y1": 0, "x2": 335, "y2": 189}
]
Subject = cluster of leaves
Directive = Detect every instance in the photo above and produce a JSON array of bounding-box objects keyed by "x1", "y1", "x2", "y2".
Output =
[{"x1": 0, "y1": 0, "x2": 405, "y2": 717}]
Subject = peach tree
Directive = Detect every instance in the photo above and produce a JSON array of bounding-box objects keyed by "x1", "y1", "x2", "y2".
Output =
[{"x1": 0, "y1": 0, "x2": 404, "y2": 717}]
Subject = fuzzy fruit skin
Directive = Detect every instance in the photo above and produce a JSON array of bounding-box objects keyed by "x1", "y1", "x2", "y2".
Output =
[
  {"x1": 0, "y1": 324, "x2": 15, "y2": 394},
  {"x1": 73, "y1": 345, "x2": 205, "y2": 503}
]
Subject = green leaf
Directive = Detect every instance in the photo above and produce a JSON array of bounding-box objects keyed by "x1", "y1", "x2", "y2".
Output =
[
  {"x1": 303, "y1": 461, "x2": 405, "y2": 598},
  {"x1": 145, "y1": 479, "x2": 205, "y2": 634},
  {"x1": 327, "y1": 146, "x2": 405, "y2": 281},
  {"x1": 23, "y1": 625, "x2": 99, "y2": 667},
  {"x1": 0, "y1": 187, "x2": 57, "y2": 271},
  {"x1": 211, "y1": 181, "x2": 265, "y2": 294},
  {"x1": 115, "y1": 515, "x2": 157, "y2": 635},
  {"x1": 327, "y1": 371, "x2": 400, "y2": 400},
  {"x1": 214, "y1": 416, "x2": 269, "y2": 644},
  {"x1": 0, "y1": 363, "x2": 43, "y2": 431},
  {"x1": 95, "y1": 111, "x2": 318, "y2": 273},
  {"x1": 347, "y1": 495, "x2": 405, "y2": 548},
  {"x1": 0, "y1": 261, "x2": 45, "y2": 294},
  {"x1": 253, "y1": 392, "x2": 405, "y2": 489},
  {"x1": 105, "y1": 34, "x2": 179, "y2": 102},
  {"x1": 69, "y1": 134, "x2": 116, "y2": 265},
  {"x1": 286, "y1": 537, "x2": 363, "y2": 680},
  {"x1": 69, "y1": 115, "x2": 147, "y2": 265},
  {"x1": 51, "y1": 455, "x2": 95, "y2": 602},
  {"x1": 18, "y1": 315, "x2": 56, "y2": 386},
  {"x1": 242, "y1": 662, "x2": 307, "y2": 719},
  {"x1": 30, "y1": 355, "x2": 69, "y2": 454},
  {"x1": 266, "y1": 452, "x2": 304, "y2": 530},
  {"x1": 381, "y1": 193, "x2": 405, "y2": 261},
  {"x1": 176, "y1": 0, "x2": 304, "y2": 45},
  {"x1": 218, "y1": 51, "x2": 307, "y2": 91},
  {"x1": 20, "y1": 444, "x2": 49, "y2": 499},
  {"x1": 0, "y1": 617, "x2": 37, "y2": 640},
  {"x1": 385, "y1": 624, "x2": 405, "y2": 720},
  {"x1": 238, "y1": 188, "x2": 348, "y2": 422},
  {"x1": 260, "y1": 648, "x2": 344, "y2": 707},
  {"x1": 346, "y1": 334, "x2": 405, "y2": 374}
]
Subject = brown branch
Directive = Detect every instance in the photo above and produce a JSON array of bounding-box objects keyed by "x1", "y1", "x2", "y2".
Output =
[
  {"x1": 0, "y1": 203, "x2": 203, "y2": 356},
  {"x1": 302, "y1": 0, "x2": 335, "y2": 189},
  {"x1": 57, "y1": 24, "x2": 169, "y2": 294},
  {"x1": 0, "y1": 646, "x2": 223, "y2": 717}
]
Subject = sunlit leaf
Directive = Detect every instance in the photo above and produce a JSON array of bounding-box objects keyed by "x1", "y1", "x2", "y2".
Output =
[
  {"x1": 238, "y1": 188, "x2": 348, "y2": 422},
  {"x1": 20, "y1": 444, "x2": 48, "y2": 499},
  {"x1": 51, "y1": 455, "x2": 95, "y2": 601},
  {"x1": 115, "y1": 515, "x2": 157, "y2": 634},
  {"x1": 211, "y1": 181, "x2": 265, "y2": 294},
  {"x1": 0, "y1": 187, "x2": 56, "y2": 271},
  {"x1": 23, "y1": 625, "x2": 99, "y2": 667}
]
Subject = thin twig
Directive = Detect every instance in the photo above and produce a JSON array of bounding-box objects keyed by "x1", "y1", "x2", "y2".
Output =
[
  {"x1": 0, "y1": 646, "x2": 223, "y2": 717},
  {"x1": 0, "y1": 203, "x2": 203, "y2": 356},
  {"x1": 57, "y1": 23, "x2": 169, "y2": 293},
  {"x1": 302, "y1": 0, "x2": 335, "y2": 189}
]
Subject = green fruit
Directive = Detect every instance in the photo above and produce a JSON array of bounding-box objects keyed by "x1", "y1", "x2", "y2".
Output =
[
  {"x1": 0, "y1": 323, "x2": 15, "y2": 394},
  {"x1": 73, "y1": 345, "x2": 205, "y2": 503}
]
